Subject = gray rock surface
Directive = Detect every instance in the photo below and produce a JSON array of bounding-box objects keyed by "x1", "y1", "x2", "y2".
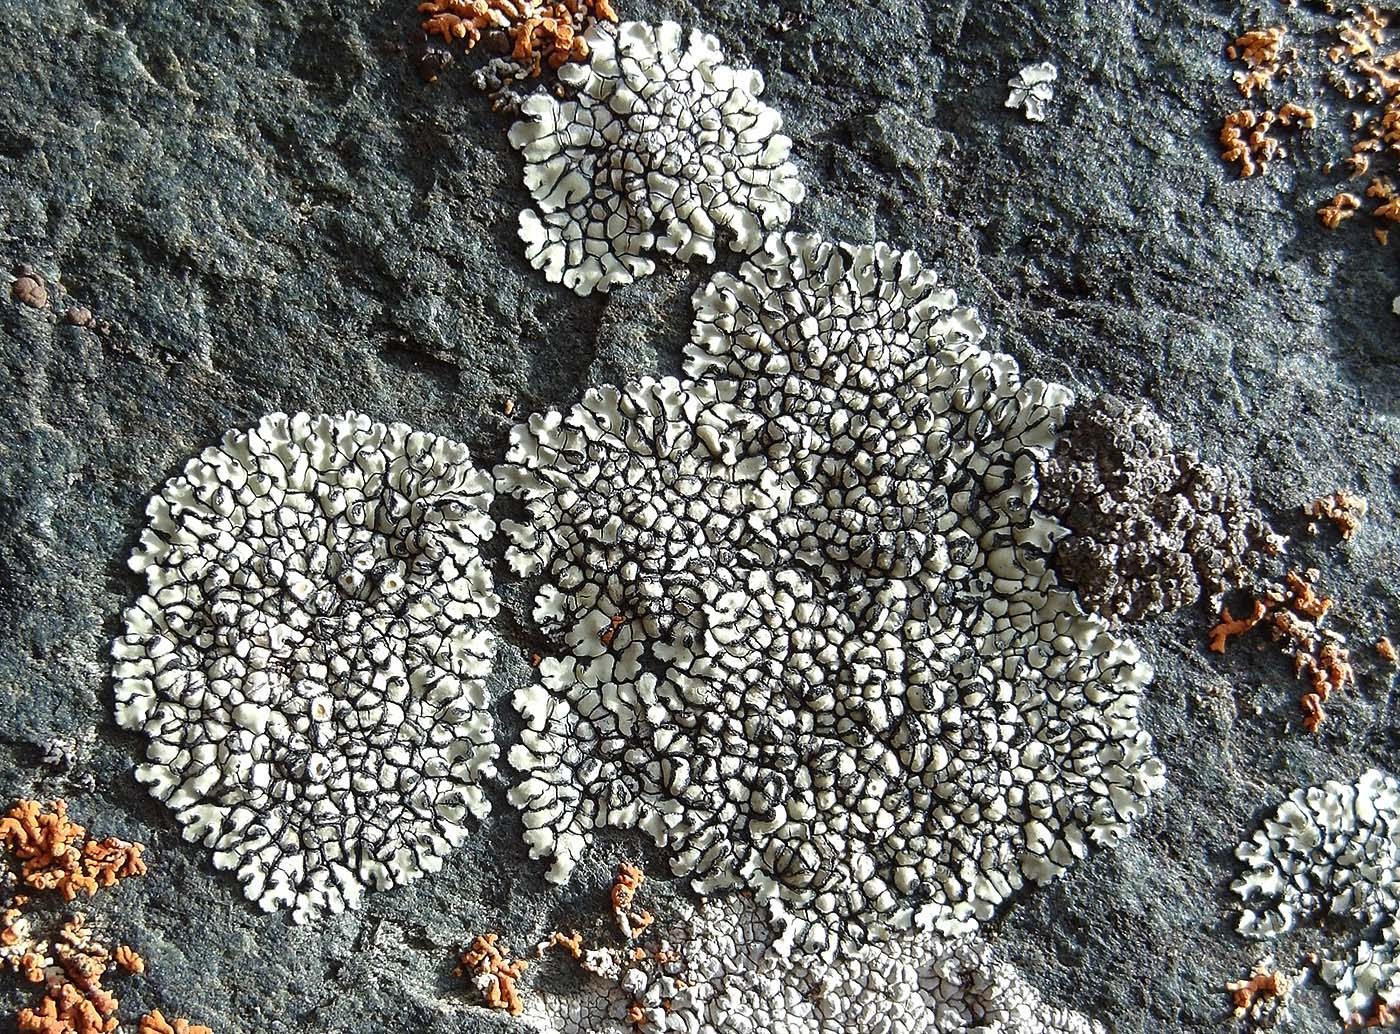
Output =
[{"x1": 0, "y1": 0, "x2": 1396, "y2": 1031}]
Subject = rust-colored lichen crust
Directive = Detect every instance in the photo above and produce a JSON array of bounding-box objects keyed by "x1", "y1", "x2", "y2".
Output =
[
  {"x1": 418, "y1": 0, "x2": 616, "y2": 79},
  {"x1": 1305, "y1": 489, "x2": 1369, "y2": 540},
  {"x1": 1, "y1": 801, "x2": 213, "y2": 1034},
  {"x1": 0, "y1": 802, "x2": 146, "y2": 903},
  {"x1": 1226, "y1": 962, "x2": 1291, "y2": 1020},
  {"x1": 457, "y1": 934, "x2": 529, "y2": 1016}
]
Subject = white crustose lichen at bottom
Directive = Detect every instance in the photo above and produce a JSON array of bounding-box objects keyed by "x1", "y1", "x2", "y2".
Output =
[
  {"x1": 515, "y1": 894, "x2": 1104, "y2": 1034},
  {"x1": 500, "y1": 237, "x2": 1164, "y2": 950},
  {"x1": 112, "y1": 411, "x2": 500, "y2": 924},
  {"x1": 1234, "y1": 768, "x2": 1400, "y2": 1022},
  {"x1": 508, "y1": 20, "x2": 805, "y2": 295}
]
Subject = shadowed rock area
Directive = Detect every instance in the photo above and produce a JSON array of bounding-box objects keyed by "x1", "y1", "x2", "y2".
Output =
[{"x1": 0, "y1": 0, "x2": 1397, "y2": 1031}]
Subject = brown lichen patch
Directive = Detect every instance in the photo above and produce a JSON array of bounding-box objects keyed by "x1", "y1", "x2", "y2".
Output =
[
  {"x1": 418, "y1": 0, "x2": 617, "y2": 77},
  {"x1": 456, "y1": 933, "x2": 528, "y2": 1016},
  {"x1": 1227, "y1": 962, "x2": 1291, "y2": 1019},
  {"x1": 0, "y1": 802, "x2": 146, "y2": 903},
  {"x1": 1210, "y1": 599, "x2": 1269, "y2": 654},
  {"x1": 1304, "y1": 490, "x2": 1368, "y2": 540},
  {"x1": 1378, "y1": 636, "x2": 1397, "y2": 664},
  {"x1": 11, "y1": 272, "x2": 48, "y2": 310},
  {"x1": 137, "y1": 1012, "x2": 213, "y2": 1034},
  {"x1": 1228, "y1": 27, "x2": 1290, "y2": 97}
]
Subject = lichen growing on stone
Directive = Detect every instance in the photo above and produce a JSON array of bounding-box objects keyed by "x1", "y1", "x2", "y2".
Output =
[
  {"x1": 1036, "y1": 393, "x2": 1275, "y2": 622},
  {"x1": 1006, "y1": 61, "x2": 1058, "y2": 122},
  {"x1": 1233, "y1": 768, "x2": 1400, "y2": 1023},
  {"x1": 515, "y1": 889, "x2": 1105, "y2": 1034},
  {"x1": 501, "y1": 242, "x2": 1163, "y2": 947},
  {"x1": 0, "y1": 800, "x2": 214, "y2": 1034},
  {"x1": 0, "y1": 801, "x2": 146, "y2": 903},
  {"x1": 508, "y1": 21, "x2": 805, "y2": 294},
  {"x1": 419, "y1": 0, "x2": 616, "y2": 71},
  {"x1": 111, "y1": 412, "x2": 500, "y2": 924}
]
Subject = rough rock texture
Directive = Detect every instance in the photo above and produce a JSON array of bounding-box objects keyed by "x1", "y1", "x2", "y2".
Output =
[{"x1": 0, "y1": 1, "x2": 1398, "y2": 1033}]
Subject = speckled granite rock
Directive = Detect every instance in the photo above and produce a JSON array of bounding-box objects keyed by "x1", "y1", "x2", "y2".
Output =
[{"x1": 0, "y1": 0, "x2": 1397, "y2": 1032}]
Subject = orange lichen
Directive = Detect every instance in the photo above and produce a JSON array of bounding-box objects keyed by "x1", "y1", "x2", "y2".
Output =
[
  {"x1": 1331, "y1": 6, "x2": 1389, "y2": 62},
  {"x1": 137, "y1": 1012, "x2": 214, "y2": 1034},
  {"x1": 542, "y1": 930, "x2": 583, "y2": 959},
  {"x1": 112, "y1": 947, "x2": 143, "y2": 976},
  {"x1": 1379, "y1": 637, "x2": 1397, "y2": 664},
  {"x1": 457, "y1": 934, "x2": 528, "y2": 1016},
  {"x1": 1348, "y1": 1000, "x2": 1397, "y2": 1028},
  {"x1": 1220, "y1": 110, "x2": 1281, "y2": 178},
  {"x1": 419, "y1": 0, "x2": 617, "y2": 76},
  {"x1": 609, "y1": 862, "x2": 653, "y2": 937},
  {"x1": 1228, "y1": 27, "x2": 1289, "y2": 97},
  {"x1": 1210, "y1": 599, "x2": 1269, "y2": 653},
  {"x1": 600, "y1": 612, "x2": 625, "y2": 648},
  {"x1": 1299, "y1": 641, "x2": 1356, "y2": 733},
  {"x1": 0, "y1": 802, "x2": 146, "y2": 902},
  {"x1": 1305, "y1": 490, "x2": 1369, "y2": 539},
  {"x1": 1277, "y1": 101, "x2": 1317, "y2": 128},
  {"x1": 1321, "y1": 192, "x2": 1363, "y2": 228},
  {"x1": 2, "y1": 801, "x2": 212, "y2": 1034},
  {"x1": 1227, "y1": 963, "x2": 1290, "y2": 1018},
  {"x1": 1286, "y1": 569, "x2": 1334, "y2": 621}
]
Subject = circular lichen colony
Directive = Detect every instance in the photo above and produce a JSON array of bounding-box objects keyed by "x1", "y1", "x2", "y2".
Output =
[
  {"x1": 1234, "y1": 768, "x2": 1400, "y2": 1022},
  {"x1": 112, "y1": 412, "x2": 500, "y2": 923},
  {"x1": 508, "y1": 20, "x2": 805, "y2": 295},
  {"x1": 501, "y1": 258, "x2": 1165, "y2": 947}
]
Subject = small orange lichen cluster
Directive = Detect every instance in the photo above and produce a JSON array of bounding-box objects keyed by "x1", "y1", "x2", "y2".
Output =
[
  {"x1": 1304, "y1": 490, "x2": 1369, "y2": 540},
  {"x1": 419, "y1": 0, "x2": 617, "y2": 76},
  {"x1": 1209, "y1": 570, "x2": 1354, "y2": 733},
  {"x1": 1219, "y1": 25, "x2": 1315, "y2": 178},
  {"x1": 1321, "y1": 190, "x2": 1363, "y2": 228},
  {"x1": 610, "y1": 863, "x2": 652, "y2": 938},
  {"x1": 599, "y1": 612, "x2": 625, "y2": 649},
  {"x1": 137, "y1": 1012, "x2": 211, "y2": 1034},
  {"x1": 1220, "y1": 104, "x2": 1316, "y2": 178},
  {"x1": 464, "y1": 863, "x2": 680, "y2": 1028},
  {"x1": 1227, "y1": 962, "x2": 1291, "y2": 1019},
  {"x1": 0, "y1": 801, "x2": 146, "y2": 903},
  {"x1": 1209, "y1": 599, "x2": 1269, "y2": 653},
  {"x1": 456, "y1": 933, "x2": 528, "y2": 1016},
  {"x1": 1378, "y1": 636, "x2": 1398, "y2": 664},
  {"x1": 1320, "y1": 7, "x2": 1400, "y2": 240},
  {"x1": 1228, "y1": 27, "x2": 1291, "y2": 97},
  {"x1": 1, "y1": 802, "x2": 211, "y2": 1034}
]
